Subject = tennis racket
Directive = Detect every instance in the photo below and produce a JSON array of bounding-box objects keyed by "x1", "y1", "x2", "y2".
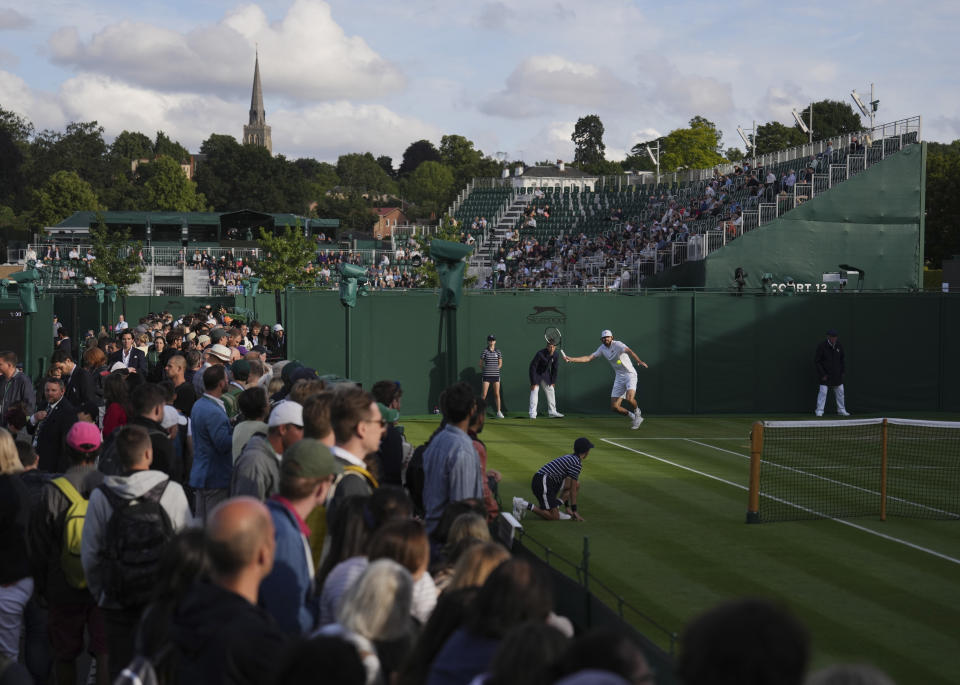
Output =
[{"x1": 544, "y1": 327, "x2": 566, "y2": 358}]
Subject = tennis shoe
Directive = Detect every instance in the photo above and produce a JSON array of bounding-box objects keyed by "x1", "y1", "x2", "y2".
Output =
[
  {"x1": 558, "y1": 511, "x2": 572, "y2": 520},
  {"x1": 512, "y1": 496, "x2": 527, "y2": 520},
  {"x1": 838, "y1": 410, "x2": 851, "y2": 416},
  {"x1": 631, "y1": 413, "x2": 644, "y2": 430},
  {"x1": 815, "y1": 411, "x2": 824, "y2": 417},
  {"x1": 529, "y1": 414, "x2": 537, "y2": 419},
  {"x1": 548, "y1": 411, "x2": 564, "y2": 418},
  {"x1": 496, "y1": 411, "x2": 505, "y2": 419}
]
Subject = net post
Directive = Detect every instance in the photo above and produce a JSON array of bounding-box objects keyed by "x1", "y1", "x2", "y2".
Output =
[
  {"x1": 880, "y1": 418, "x2": 888, "y2": 521},
  {"x1": 747, "y1": 421, "x2": 763, "y2": 523}
]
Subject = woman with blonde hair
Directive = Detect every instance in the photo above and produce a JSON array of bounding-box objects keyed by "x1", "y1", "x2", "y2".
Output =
[
  {"x1": 0, "y1": 428, "x2": 32, "y2": 665},
  {"x1": 445, "y1": 542, "x2": 510, "y2": 593},
  {"x1": 0, "y1": 430, "x2": 23, "y2": 474}
]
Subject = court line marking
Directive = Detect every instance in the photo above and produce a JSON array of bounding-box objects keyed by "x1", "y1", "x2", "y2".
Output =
[
  {"x1": 600, "y1": 438, "x2": 960, "y2": 567},
  {"x1": 686, "y1": 439, "x2": 960, "y2": 519},
  {"x1": 602, "y1": 437, "x2": 747, "y2": 441}
]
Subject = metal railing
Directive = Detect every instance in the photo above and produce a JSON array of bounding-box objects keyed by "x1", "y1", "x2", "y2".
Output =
[{"x1": 517, "y1": 531, "x2": 678, "y2": 655}]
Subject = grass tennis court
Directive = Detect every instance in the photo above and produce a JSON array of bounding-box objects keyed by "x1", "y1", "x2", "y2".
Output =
[{"x1": 404, "y1": 413, "x2": 960, "y2": 685}]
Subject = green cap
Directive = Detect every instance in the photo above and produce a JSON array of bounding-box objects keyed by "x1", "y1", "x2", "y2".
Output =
[
  {"x1": 282, "y1": 438, "x2": 343, "y2": 478},
  {"x1": 231, "y1": 359, "x2": 251, "y2": 380},
  {"x1": 377, "y1": 402, "x2": 399, "y2": 424}
]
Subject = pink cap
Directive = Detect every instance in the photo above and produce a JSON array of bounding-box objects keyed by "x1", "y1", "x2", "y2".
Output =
[{"x1": 66, "y1": 421, "x2": 103, "y2": 452}]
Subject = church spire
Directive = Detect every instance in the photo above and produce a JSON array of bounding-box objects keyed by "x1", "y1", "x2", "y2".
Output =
[
  {"x1": 243, "y1": 51, "x2": 272, "y2": 154},
  {"x1": 249, "y1": 51, "x2": 265, "y2": 125}
]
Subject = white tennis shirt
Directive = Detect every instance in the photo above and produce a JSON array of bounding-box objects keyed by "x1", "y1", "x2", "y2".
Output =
[{"x1": 593, "y1": 340, "x2": 636, "y2": 375}]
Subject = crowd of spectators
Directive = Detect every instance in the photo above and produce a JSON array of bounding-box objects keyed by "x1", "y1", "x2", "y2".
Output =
[
  {"x1": 476, "y1": 150, "x2": 854, "y2": 290},
  {"x1": 0, "y1": 304, "x2": 898, "y2": 685}
]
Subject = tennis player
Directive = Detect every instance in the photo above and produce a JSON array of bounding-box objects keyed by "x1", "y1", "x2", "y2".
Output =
[
  {"x1": 479, "y1": 334, "x2": 504, "y2": 418},
  {"x1": 564, "y1": 328, "x2": 648, "y2": 429},
  {"x1": 528, "y1": 341, "x2": 563, "y2": 419},
  {"x1": 512, "y1": 437, "x2": 593, "y2": 521}
]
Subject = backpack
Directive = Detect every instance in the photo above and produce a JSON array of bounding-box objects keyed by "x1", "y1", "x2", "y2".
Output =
[
  {"x1": 405, "y1": 444, "x2": 427, "y2": 518},
  {"x1": 343, "y1": 464, "x2": 379, "y2": 490},
  {"x1": 51, "y1": 477, "x2": 89, "y2": 589},
  {"x1": 97, "y1": 432, "x2": 122, "y2": 476},
  {"x1": 99, "y1": 479, "x2": 174, "y2": 609}
]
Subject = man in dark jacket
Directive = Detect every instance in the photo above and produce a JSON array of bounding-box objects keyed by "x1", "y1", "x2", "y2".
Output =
[
  {"x1": 52, "y1": 349, "x2": 97, "y2": 410},
  {"x1": 0, "y1": 351, "x2": 35, "y2": 427},
  {"x1": 29, "y1": 422, "x2": 109, "y2": 685},
  {"x1": 107, "y1": 330, "x2": 148, "y2": 375},
  {"x1": 528, "y1": 341, "x2": 563, "y2": 418},
  {"x1": 130, "y1": 383, "x2": 181, "y2": 482},
  {"x1": 27, "y1": 378, "x2": 78, "y2": 473},
  {"x1": 171, "y1": 497, "x2": 286, "y2": 685},
  {"x1": 371, "y1": 381, "x2": 406, "y2": 486},
  {"x1": 814, "y1": 329, "x2": 850, "y2": 417}
]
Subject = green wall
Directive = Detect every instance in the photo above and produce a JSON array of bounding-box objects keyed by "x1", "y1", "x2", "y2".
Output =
[
  {"x1": 648, "y1": 142, "x2": 926, "y2": 291},
  {"x1": 56, "y1": 294, "x2": 235, "y2": 338},
  {"x1": 19, "y1": 289, "x2": 960, "y2": 415},
  {"x1": 274, "y1": 290, "x2": 959, "y2": 416}
]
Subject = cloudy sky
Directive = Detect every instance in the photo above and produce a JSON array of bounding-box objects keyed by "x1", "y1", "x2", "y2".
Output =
[{"x1": 1, "y1": 0, "x2": 957, "y2": 166}]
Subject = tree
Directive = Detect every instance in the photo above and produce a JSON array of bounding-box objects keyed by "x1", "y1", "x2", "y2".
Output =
[
  {"x1": 376, "y1": 155, "x2": 395, "y2": 178},
  {"x1": 0, "y1": 107, "x2": 34, "y2": 145},
  {"x1": 30, "y1": 170, "x2": 103, "y2": 229},
  {"x1": 0, "y1": 129, "x2": 26, "y2": 205},
  {"x1": 660, "y1": 126, "x2": 725, "y2": 172},
  {"x1": 87, "y1": 218, "x2": 145, "y2": 293},
  {"x1": 153, "y1": 131, "x2": 190, "y2": 163},
  {"x1": 754, "y1": 121, "x2": 807, "y2": 155},
  {"x1": 438, "y1": 134, "x2": 501, "y2": 192},
  {"x1": 196, "y1": 134, "x2": 313, "y2": 213},
  {"x1": 725, "y1": 147, "x2": 745, "y2": 162},
  {"x1": 110, "y1": 130, "x2": 154, "y2": 164},
  {"x1": 398, "y1": 140, "x2": 440, "y2": 177},
  {"x1": 689, "y1": 116, "x2": 723, "y2": 154},
  {"x1": 143, "y1": 156, "x2": 208, "y2": 211},
  {"x1": 572, "y1": 115, "x2": 606, "y2": 169},
  {"x1": 28, "y1": 121, "x2": 111, "y2": 192},
  {"x1": 312, "y1": 193, "x2": 377, "y2": 233},
  {"x1": 294, "y1": 158, "x2": 340, "y2": 190},
  {"x1": 336, "y1": 153, "x2": 396, "y2": 194},
  {"x1": 925, "y1": 140, "x2": 960, "y2": 268},
  {"x1": 796, "y1": 100, "x2": 863, "y2": 141},
  {"x1": 439, "y1": 135, "x2": 483, "y2": 170},
  {"x1": 404, "y1": 161, "x2": 455, "y2": 217},
  {"x1": 254, "y1": 224, "x2": 316, "y2": 291}
]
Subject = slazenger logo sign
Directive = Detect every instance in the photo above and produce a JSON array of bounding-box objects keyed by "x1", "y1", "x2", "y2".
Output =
[{"x1": 526, "y1": 306, "x2": 566, "y2": 325}]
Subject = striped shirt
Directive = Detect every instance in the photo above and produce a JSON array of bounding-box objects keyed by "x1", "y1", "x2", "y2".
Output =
[
  {"x1": 536, "y1": 453, "x2": 583, "y2": 492},
  {"x1": 480, "y1": 348, "x2": 502, "y2": 377}
]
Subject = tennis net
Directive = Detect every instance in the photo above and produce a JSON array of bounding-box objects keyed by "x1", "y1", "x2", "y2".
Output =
[{"x1": 746, "y1": 418, "x2": 960, "y2": 523}]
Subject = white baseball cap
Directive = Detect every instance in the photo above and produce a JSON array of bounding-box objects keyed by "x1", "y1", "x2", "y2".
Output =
[
  {"x1": 273, "y1": 323, "x2": 284, "y2": 332},
  {"x1": 600, "y1": 329, "x2": 613, "y2": 338},
  {"x1": 110, "y1": 361, "x2": 127, "y2": 372},
  {"x1": 269, "y1": 400, "x2": 303, "y2": 428}
]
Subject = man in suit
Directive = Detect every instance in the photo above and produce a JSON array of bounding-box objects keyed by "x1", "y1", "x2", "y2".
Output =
[
  {"x1": 27, "y1": 377, "x2": 78, "y2": 472},
  {"x1": 51, "y1": 349, "x2": 96, "y2": 410},
  {"x1": 107, "y1": 329, "x2": 147, "y2": 375}
]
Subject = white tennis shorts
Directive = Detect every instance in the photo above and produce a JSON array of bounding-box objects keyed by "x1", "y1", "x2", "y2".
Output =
[{"x1": 611, "y1": 372, "x2": 638, "y2": 398}]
